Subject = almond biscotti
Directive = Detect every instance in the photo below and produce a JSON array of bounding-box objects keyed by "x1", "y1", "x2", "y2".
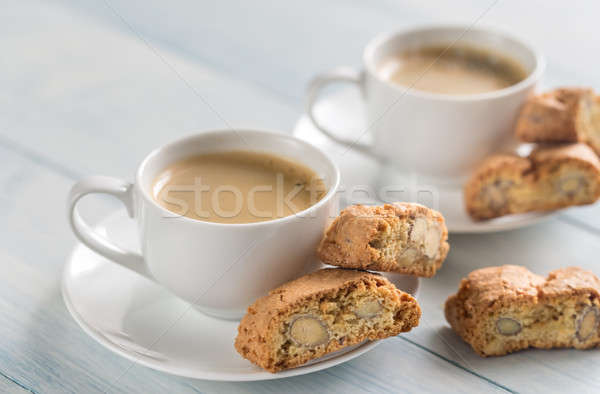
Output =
[
  {"x1": 464, "y1": 143, "x2": 600, "y2": 220},
  {"x1": 515, "y1": 87, "x2": 600, "y2": 155},
  {"x1": 316, "y1": 203, "x2": 449, "y2": 277},
  {"x1": 445, "y1": 265, "x2": 600, "y2": 357},
  {"x1": 235, "y1": 268, "x2": 420, "y2": 372}
]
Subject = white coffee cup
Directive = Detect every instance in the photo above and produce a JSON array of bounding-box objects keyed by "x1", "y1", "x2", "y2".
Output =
[
  {"x1": 307, "y1": 25, "x2": 544, "y2": 184},
  {"x1": 67, "y1": 130, "x2": 340, "y2": 320}
]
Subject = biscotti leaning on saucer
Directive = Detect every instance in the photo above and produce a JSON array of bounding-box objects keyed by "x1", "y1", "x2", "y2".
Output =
[
  {"x1": 317, "y1": 203, "x2": 449, "y2": 277},
  {"x1": 464, "y1": 143, "x2": 600, "y2": 220},
  {"x1": 235, "y1": 268, "x2": 420, "y2": 372},
  {"x1": 515, "y1": 87, "x2": 600, "y2": 155},
  {"x1": 445, "y1": 265, "x2": 600, "y2": 357}
]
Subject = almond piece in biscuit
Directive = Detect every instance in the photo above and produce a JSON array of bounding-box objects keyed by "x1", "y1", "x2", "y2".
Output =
[
  {"x1": 515, "y1": 87, "x2": 600, "y2": 155},
  {"x1": 235, "y1": 268, "x2": 420, "y2": 372},
  {"x1": 464, "y1": 143, "x2": 600, "y2": 220},
  {"x1": 445, "y1": 265, "x2": 600, "y2": 357},
  {"x1": 316, "y1": 203, "x2": 449, "y2": 277}
]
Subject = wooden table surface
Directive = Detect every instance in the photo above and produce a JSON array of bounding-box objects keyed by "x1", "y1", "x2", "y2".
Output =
[{"x1": 2, "y1": 1, "x2": 600, "y2": 392}]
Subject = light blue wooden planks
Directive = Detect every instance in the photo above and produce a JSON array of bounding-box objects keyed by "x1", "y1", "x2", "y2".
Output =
[
  {"x1": 0, "y1": 374, "x2": 33, "y2": 394},
  {"x1": 0, "y1": 0, "x2": 298, "y2": 178},
  {"x1": 2, "y1": 0, "x2": 600, "y2": 392}
]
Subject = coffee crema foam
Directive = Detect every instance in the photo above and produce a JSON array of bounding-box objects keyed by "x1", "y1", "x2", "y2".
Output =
[
  {"x1": 152, "y1": 150, "x2": 327, "y2": 224},
  {"x1": 377, "y1": 45, "x2": 528, "y2": 95}
]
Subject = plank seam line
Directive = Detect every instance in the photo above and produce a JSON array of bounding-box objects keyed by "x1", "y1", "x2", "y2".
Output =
[
  {"x1": 322, "y1": 363, "x2": 394, "y2": 393},
  {"x1": 0, "y1": 135, "x2": 81, "y2": 180},
  {"x1": 0, "y1": 369, "x2": 37, "y2": 394},
  {"x1": 396, "y1": 336, "x2": 517, "y2": 394},
  {"x1": 557, "y1": 215, "x2": 600, "y2": 237}
]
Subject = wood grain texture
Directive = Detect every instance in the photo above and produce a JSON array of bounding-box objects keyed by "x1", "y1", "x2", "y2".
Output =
[
  {"x1": 1, "y1": 0, "x2": 600, "y2": 392},
  {"x1": 0, "y1": 0, "x2": 297, "y2": 179},
  {"x1": 0, "y1": 374, "x2": 34, "y2": 394}
]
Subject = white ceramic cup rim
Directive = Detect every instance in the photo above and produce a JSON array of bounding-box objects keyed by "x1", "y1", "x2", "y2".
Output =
[
  {"x1": 135, "y1": 129, "x2": 341, "y2": 228},
  {"x1": 362, "y1": 24, "x2": 546, "y2": 101}
]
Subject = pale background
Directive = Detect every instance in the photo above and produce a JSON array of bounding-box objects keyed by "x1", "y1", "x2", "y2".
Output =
[{"x1": 1, "y1": 0, "x2": 600, "y2": 393}]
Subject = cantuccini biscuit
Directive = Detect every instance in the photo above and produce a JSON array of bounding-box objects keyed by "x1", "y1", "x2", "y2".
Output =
[
  {"x1": 464, "y1": 143, "x2": 600, "y2": 220},
  {"x1": 316, "y1": 203, "x2": 449, "y2": 277},
  {"x1": 235, "y1": 268, "x2": 420, "y2": 372},
  {"x1": 445, "y1": 265, "x2": 600, "y2": 356},
  {"x1": 515, "y1": 87, "x2": 600, "y2": 155}
]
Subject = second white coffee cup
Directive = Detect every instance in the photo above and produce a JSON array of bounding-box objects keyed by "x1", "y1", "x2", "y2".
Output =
[{"x1": 307, "y1": 25, "x2": 545, "y2": 183}]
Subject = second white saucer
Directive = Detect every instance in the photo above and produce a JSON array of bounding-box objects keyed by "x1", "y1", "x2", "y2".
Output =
[{"x1": 294, "y1": 88, "x2": 555, "y2": 233}]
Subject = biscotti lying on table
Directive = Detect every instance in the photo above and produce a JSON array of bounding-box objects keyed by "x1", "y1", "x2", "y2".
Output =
[
  {"x1": 317, "y1": 203, "x2": 449, "y2": 277},
  {"x1": 445, "y1": 265, "x2": 600, "y2": 356},
  {"x1": 235, "y1": 268, "x2": 420, "y2": 372},
  {"x1": 464, "y1": 143, "x2": 600, "y2": 220}
]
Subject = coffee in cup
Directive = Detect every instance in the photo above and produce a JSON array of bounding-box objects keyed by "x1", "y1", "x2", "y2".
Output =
[
  {"x1": 152, "y1": 150, "x2": 326, "y2": 224},
  {"x1": 377, "y1": 45, "x2": 528, "y2": 95}
]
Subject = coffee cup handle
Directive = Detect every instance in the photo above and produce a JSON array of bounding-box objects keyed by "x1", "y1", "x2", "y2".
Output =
[
  {"x1": 307, "y1": 67, "x2": 374, "y2": 155},
  {"x1": 67, "y1": 176, "x2": 151, "y2": 279}
]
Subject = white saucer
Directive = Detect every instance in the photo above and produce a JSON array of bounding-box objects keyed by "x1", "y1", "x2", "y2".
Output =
[
  {"x1": 62, "y1": 210, "x2": 419, "y2": 381},
  {"x1": 294, "y1": 88, "x2": 555, "y2": 233}
]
